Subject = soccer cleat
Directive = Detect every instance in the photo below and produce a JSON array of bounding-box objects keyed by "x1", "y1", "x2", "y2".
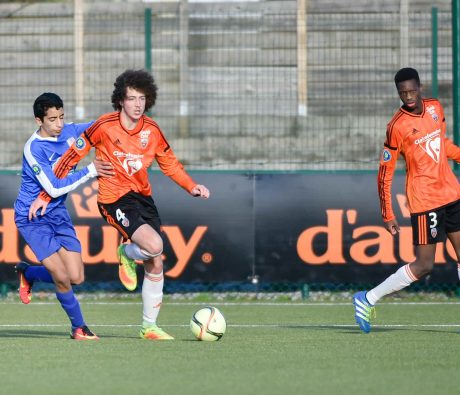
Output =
[
  {"x1": 353, "y1": 291, "x2": 376, "y2": 333},
  {"x1": 140, "y1": 325, "x2": 174, "y2": 340},
  {"x1": 15, "y1": 261, "x2": 33, "y2": 304},
  {"x1": 117, "y1": 244, "x2": 137, "y2": 291},
  {"x1": 71, "y1": 325, "x2": 99, "y2": 341}
]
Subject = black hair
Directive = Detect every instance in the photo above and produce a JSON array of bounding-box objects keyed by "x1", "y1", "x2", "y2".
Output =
[
  {"x1": 111, "y1": 69, "x2": 158, "y2": 112},
  {"x1": 394, "y1": 67, "x2": 420, "y2": 87},
  {"x1": 33, "y1": 92, "x2": 63, "y2": 121}
]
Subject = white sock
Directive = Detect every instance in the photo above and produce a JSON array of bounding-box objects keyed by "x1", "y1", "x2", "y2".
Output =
[
  {"x1": 124, "y1": 243, "x2": 152, "y2": 261},
  {"x1": 366, "y1": 264, "x2": 418, "y2": 305},
  {"x1": 142, "y1": 271, "x2": 164, "y2": 327}
]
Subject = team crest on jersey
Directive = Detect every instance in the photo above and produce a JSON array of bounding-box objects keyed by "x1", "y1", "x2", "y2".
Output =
[
  {"x1": 426, "y1": 105, "x2": 439, "y2": 122},
  {"x1": 382, "y1": 149, "x2": 391, "y2": 162},
  {"x1": 415, "y1": 129, "x2": 441, "y2": 163},
  {"x1": 116, "y1": 208, "x2": 130, "y2": 227},
  {"x1": 431, "y1": 227, "x2": 438, "y2": 238},
  {"x1": 140, "y1": 130, "x2": 151, "y2": 148},
  {"x1": 75, "y1": 137, "x2": 86, "y2": 150},
  {"x1": 32, "y1": 164, "x2": 41, "y2": 175}
]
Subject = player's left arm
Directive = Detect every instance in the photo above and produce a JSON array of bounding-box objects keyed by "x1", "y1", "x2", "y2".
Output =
[
  {"x1": 155, "y1": 131, "x2": 210, "y2": 198},
  {"x1": 445, "y1": 138, "x2": 460, "y2": 162}
]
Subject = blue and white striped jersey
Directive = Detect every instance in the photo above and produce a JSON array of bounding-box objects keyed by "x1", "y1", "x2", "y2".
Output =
[{"x1": 14, "y1": 122, "x2": 97, "y2": 218}]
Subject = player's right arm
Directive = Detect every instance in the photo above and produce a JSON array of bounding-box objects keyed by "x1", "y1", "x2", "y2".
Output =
[
  {"x1": 24, "y1": 139, "x2": 97, "y2": 199},
  {"x1": 37, "y1": 125, "x2": 103, "y2": 203},
  {"x1": 377, "y1": 123, "x2": 401, "y2": 232}
]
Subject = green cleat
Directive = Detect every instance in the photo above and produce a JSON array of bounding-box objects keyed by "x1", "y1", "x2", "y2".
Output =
[
  {"x1": 140, "y1": 325, "x2": 174, "y2": 340},
  {"x1": 117, "y1": 244, "x2": 137, "y2": 291}
]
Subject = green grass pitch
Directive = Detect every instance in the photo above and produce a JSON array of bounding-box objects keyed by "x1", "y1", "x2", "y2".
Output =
[{"x1": 0, "y1": 297, "x2": 458, "y2": 395}]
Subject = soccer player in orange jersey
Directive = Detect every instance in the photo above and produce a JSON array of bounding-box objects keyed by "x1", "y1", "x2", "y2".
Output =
[
  {"x1": 353, "y1": 67, "x2": 460, "y2": 333},
  {"x1": 31, "y1": 70, "x2": 210, "y2": 340}
]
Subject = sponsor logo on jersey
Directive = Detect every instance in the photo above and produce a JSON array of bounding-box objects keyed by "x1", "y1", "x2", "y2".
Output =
[
  {"x1": 32, "y1": 164, "x2": 41, "y2": 175},
  {"x1": 113, "y1": 151, "x2": 144, "y2": 176},
  {"x1": 382, "y1": 149, "x2": 391, "y2": 162},
  {"x1": 75, "y1": 137, "x2": 86, "y2": 150},
  {"x1": 140, "y1": 130, "x2": 151, "y2": 148},
  {"x1": 48, "y1": 152, "x2": 58, "y2": 163},
  {"x1": 415, "y1": 129, "x2": 441, "y2": 163},
  {"x1": 426, "y1": 105, "x2": 439, "y2": 122}
]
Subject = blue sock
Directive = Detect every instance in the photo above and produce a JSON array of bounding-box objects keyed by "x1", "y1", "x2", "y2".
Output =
[
  {"x1": 24, "y1": 266, "x2": 53, "y2": 283},
  {"x1": 55, "y1": 289, "x2": 85, "y2": 330}
]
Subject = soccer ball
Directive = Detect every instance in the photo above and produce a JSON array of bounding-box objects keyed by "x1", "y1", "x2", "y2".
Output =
[{"x1": 190, "y1": 306, "x2": 226, "y2": 341}]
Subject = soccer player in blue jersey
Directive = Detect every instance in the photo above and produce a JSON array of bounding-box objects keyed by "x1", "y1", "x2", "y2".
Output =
[{"x1": 14, "y1": 92, "x2": 113, "y2": 340}]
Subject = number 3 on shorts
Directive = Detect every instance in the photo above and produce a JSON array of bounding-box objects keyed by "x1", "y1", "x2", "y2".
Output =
[{"x1": 429, "y1": 212, "x2": 437, "y2": 229}]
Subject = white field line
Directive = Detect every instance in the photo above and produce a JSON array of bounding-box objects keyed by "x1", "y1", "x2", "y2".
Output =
[
  {"x1": 0, "y1": 323, "x2": 459, "y2": 328},
  {"x1": 1, "y1": 301, "x2": 460, "y2": 306}
]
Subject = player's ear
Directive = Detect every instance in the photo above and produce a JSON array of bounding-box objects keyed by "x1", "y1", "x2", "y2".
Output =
[{"x1": 35, "y1": 117, "x2": 43, "y2": 127}]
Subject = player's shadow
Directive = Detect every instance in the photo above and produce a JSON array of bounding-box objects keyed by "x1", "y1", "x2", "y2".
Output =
[
  {"x1": 0, "y1": 329, "x2": 67, "y2": 338},
  {"x1": 282, "y1": 324, "x2": 454, "y2": 334},
  {"x1": 0, "y1": 329, "x2": 144, "y2": 340}
]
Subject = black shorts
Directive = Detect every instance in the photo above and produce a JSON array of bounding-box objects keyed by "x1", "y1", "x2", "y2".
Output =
[
  {"x1": 411, "y1": 199, "x2": 460, "y2": 245},
  {"x1": 98, "y1": 192, "x2": 162, "y2": 241}
]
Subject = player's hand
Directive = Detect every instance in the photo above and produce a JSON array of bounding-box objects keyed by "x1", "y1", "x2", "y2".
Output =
[
  {"x1": 93, "y1": 157, "x2": 114, "y2": 177},
  {"x1": 384, "y1": 218, "x2": 400, "y2": 235},
  {"x1": 28, "y1": 197, "x2": 49, "y2": 221},
  {"x1": 191, "y1": 184, "x2": 210, "y2": 199}
]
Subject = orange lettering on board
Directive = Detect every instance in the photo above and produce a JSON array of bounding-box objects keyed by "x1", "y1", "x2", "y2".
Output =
[
  {"x1": 163, "y1": 225, "x2": 208, "y2": 278},
  {"x1": 350, "y1": 226, "x2": 397, "y2": 264},
  {"x1": 445, "y1": 239, "x2": 457, "y2": 262},
  {"x1": 296, "y1": 209, "x2": 346, "y2": 264},
  {"x1": 0, "y1": 209, "x2": 21, "y2": 263}
]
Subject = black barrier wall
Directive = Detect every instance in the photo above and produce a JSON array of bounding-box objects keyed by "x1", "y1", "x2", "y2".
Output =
[{"x1": 0, "y1": 172, "x2": 458, "y2": 284}]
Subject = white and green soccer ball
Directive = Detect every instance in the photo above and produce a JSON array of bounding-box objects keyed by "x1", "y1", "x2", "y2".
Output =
[{"x1": 190, "y1": 306, "x2": 226, "y2": 341}]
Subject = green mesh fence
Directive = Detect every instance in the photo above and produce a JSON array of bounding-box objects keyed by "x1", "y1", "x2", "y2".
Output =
[{"x1": 0, "y1": 1, "x2": 454, "y2": 170}]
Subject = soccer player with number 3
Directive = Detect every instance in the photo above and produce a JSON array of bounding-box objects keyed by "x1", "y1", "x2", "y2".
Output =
[{"x1": 353, "y1": 68, "x2": 460, "y2": 333}]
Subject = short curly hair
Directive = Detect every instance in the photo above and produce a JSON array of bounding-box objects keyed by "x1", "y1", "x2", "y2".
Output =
[
  {"x1": 111, "y1": 69, "x2": 158, "y2": 112},
  {"x1": 394, "y1": 67, "x2": 420, "y2": 87},
  {"x1": 33, "y1": 92, "x2": 63, "y2": 121}
]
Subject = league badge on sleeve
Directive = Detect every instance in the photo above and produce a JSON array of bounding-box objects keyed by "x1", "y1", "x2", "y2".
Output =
[
  {"x1": 382, "y1": 149, "x2": 391, "y2": 162},
  {"x1": 32, "y1": 164, "x2": 41, "y2": 175},
  {"x1": 75, "y1": 137, "x2": 86, "y2": 150}
]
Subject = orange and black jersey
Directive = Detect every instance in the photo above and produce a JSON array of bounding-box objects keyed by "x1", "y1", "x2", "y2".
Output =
[
  {"x1": 41, "y1": 112, "x2": 196, "y2": 204},
  {"x1": 378, "y1": 98, "x2": 460, "y2": 222}
]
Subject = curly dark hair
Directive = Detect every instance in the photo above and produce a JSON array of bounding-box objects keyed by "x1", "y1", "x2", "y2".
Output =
[{"x1": 111, "y1": 69, "x2": 158, "y2": 112}]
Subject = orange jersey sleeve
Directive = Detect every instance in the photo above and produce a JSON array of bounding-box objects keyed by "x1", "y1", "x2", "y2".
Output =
[
  {"x1": 38, "y1": 132, "x2": 93, "y2": 202},
  {"x1": 377, "y1": 117, "x2": 402, "y2": 222},
  {"x1": 150, "y1": 119, "x2": 196, "y2": 192},
  {"x1": 445, "y1": 137, "x2": 460, "y2": 162},
  {"x1": 378, "y1": 99, "x2": 460, "y2": 221}
]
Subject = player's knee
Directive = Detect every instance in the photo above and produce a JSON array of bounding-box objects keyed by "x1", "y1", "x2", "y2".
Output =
[
  {"x1": 144, "y1": 238, "x2": 163, "y2": 257},
  {"x1": 71, "y1": 273, "x2": 84, "y2": 285},
  {"x1": 54, "y1": 276, "x2": 71, "y2": 291}
]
